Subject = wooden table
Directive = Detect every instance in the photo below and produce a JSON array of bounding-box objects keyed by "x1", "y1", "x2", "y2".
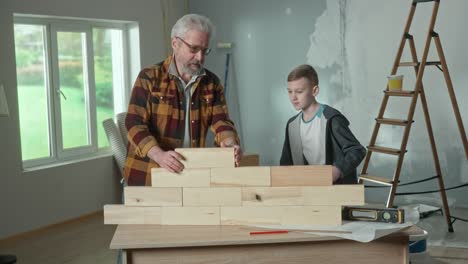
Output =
[{"x1": 110, "y1": 225, "x2": 421, "y2": 264}]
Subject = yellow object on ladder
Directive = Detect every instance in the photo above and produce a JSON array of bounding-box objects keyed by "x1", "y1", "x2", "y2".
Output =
[{"x1": 359, "y1": 0, "x2": 468, "y2": 233}]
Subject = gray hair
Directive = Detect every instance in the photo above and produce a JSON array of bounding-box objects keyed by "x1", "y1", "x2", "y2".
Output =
[{"x1": 171, "y1": 14, "x2": 215, "y2": 41}]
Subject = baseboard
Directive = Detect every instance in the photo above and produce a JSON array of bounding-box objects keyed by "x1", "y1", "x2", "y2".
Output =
[{"x1": 0, "y1": 210, "x2": 103, "y2": 245}]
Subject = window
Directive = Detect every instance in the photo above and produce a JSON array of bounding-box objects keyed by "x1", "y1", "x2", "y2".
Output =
[{"x1": 14, "y1": 16, "x2": 131, "y2": 168}]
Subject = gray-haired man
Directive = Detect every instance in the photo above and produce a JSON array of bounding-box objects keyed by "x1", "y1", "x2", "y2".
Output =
[{"x1": 123, "y1": 14, "x2": 242, "y2": 186}]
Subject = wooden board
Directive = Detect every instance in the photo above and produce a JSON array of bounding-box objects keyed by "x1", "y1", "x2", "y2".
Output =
[
  {"x1": 210, "y1": 167, "x2": 271, "y2": 187},
  {"x1": 151, "y1": 168, "x2": 210, "y2": 187},
  {"x1": 161, "y1": 207, "x2": 220, "y2": 225},
  {"x1": 239, "y1": 153, "x2": 259, "y2": 167},
  {"x1": 124, "y1": 187, "x2": 182, "y2": 206},
  {"x1": 175, "y1": 148, "x2": 234, "y2": 168},
  {"x1": 111, "y1": 223, "x2": 421, "y2": 249},
  {"x1": 270, "y1": 165, "x2": 332, "y2": 186},
  {"x1": 105, "y1": 205, "x2": 221, "y2": 225},
  {"x1": 103, "y1": 205, "x2": 161, "y2": 224},
  {"x1": 111, "y1": 225, "x2": 417, "y2": 264},
  {"x1": 220, "y1": 206, "x2": 341, "y2": 226},
  {"x1": 183, "y1": 188, "x2": 241, "y2": 206},
  {"x1": 127, "y1": 236, "x2": 409, "y2": 264},
  {"x1": 241, "y1": 185, "x2": 365, "y2": 206}
]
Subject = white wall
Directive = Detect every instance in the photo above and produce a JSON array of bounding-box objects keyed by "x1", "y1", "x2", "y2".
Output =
[
  {"x1": 191, "y1": 0, "x2": 468, "y2": 208},
  {"x1": 0, "y1": 0, "x2": 185, "y2": 239},
  {"x1": 339, "y1": 0, "x2": 468, "y2": 207}
]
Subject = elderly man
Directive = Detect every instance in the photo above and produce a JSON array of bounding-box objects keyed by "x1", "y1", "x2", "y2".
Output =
[{"x1": 124, "y1": 14, "x2": 241, "y2": 186}]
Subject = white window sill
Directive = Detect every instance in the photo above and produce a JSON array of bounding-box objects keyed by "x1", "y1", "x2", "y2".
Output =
[{"x1": 22, "y1": 149, "x2": 115, "y2": 173}]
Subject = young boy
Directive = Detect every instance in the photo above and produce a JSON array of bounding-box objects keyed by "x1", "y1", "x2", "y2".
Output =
[{"x1": 280, "y1": 64, "x2": 366, "y2": 184}]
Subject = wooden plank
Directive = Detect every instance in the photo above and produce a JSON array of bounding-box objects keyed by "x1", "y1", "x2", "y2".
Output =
[
  {"x1": 210, "y1": 167, "x2": 271, "y2": 187},
  {"x1": 111, "y1": 224, "x2": 422, "y2": 249},
  {"x1": 302, "y1": 185, "x2": 364, "y2": 205},
  {"x1": 127, "y1": 235, "x2": 408, "y2": 264},
  {"x1": 239, "y1": 153, "x2": 259, "y2": 167},
  {"x1": 103, "y1": 205, "x2": 161, "y2": 224},
  {"x1": 162, "y1": 207, "x2": 220, "y2": 225},
  {"x1": 151, "y1": 168, "x2": 210, "y2": 187},
  {"x1": 270, "y1": 165, "x2": 332, "y2": 186},
  {"x1": 183, "y1": 188, "x2": 241, "y2": 206},
  {"x1": 242, "y1": 185, "x2": 365, "y2": 206},
  {"x1": 220, "y1": 206, "x2": 341, "y2": 226},
  {"x1": 242, "y1": 187, "x2": 303, "y2": 206},
  {"x1": 175, "y1": 148, "x2": 234, "y2": 168},
  {"x1": 124, "y1": 187, "x2": 182, "y2": 206}
]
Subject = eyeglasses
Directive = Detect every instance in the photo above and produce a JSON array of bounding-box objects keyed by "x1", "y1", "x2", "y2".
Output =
[{"x1": 176, "y1": 37, "x2": 212, "y2": 55}]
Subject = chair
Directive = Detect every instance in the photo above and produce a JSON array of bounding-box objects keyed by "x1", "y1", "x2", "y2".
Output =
[
  {"x1": 103, "y1": 112, "x2": 128, "y2": 263},
  {"x1": 115, "y1": 112, "x2": 128, "y2": 146},
  {"x1": 102, "y1": 112, "x2": 128, "y2": 179}
]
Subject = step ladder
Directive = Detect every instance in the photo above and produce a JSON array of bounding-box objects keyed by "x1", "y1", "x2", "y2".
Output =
[{"x1": 359, "y1": 0, "x2": 468, "y2": 232}]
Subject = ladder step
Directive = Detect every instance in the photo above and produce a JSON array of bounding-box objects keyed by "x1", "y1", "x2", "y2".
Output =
[
  {"x1": 368, "y1": 145, "x2": 403, "y2": 155},
  {"x1": 376, "y1": 118, "x2": 410, "y2": 126},
  {"x1": 413, "y1": 0, "x2": 437, "y2": 3},
  {"x1": 399, "y1": 62, "x2": 418, "y2": 67},
  {"x1": 399, "y1": 61, "x2": 441, "y2": 67},
  {"x1": 359, "y1": 174, "x2": 394, "y2": 186},
  {"x1": 426, "y1": 61, "x2": 442, "y2": 66},
  {"x1": 384, "y1": 90, "x2": 415, "y2": 97}
]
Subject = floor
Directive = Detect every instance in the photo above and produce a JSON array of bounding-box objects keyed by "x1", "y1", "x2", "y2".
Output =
[
  {"x1": 0, "y1": 212, "x2": 118, "y2": 264},
  {"x1": 411, "y1": 206, "x2": 468, "y2": 264},
  {"x1": 0, "y1": 208, "x2": 467, "y2": 264}
]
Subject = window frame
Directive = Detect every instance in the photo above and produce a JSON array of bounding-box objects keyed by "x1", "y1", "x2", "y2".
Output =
[{"x1": 14, "y1": 15, "x2": 131, "y2": 169}]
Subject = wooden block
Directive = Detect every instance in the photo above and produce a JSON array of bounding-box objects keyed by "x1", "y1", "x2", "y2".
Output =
[
  {"x1": 151, "y1": 168, "x2": 210, "y2": 187},
  {"x1": 239, "y1": 153, "x2": 259, "y2": 166},
  {"x1": 242, "y1": 187, "x2": 303, "y2": 206},
  {"x1": 162, "y1": 207, "x2": 220, "y2": 225},
  {"x1": 270, "y1": 165, "x2": 332, "y2": 186},
  {"x1": 242, "y1": 185, "x2": 365, "y2": 206},
  {"x1": 175, "y1": 148, "x2": 234, "y2": 168},
  {"x1": 210, "y1": 167, "x2": 271, "y2": 187},
  {"x1": 183, "y1": 188, "x2": 241, "y2": 206},
  {"x1": 124, "y1": 187, "x2": 182, "y2": 206},
  {"x1": 104, "y1": 205, "x2": 161, "y2": 224},
  {"x1": 220, "y1": 206, "x2": 341, "y2": 226},
  {"x1": 302, "y1": 185, "x2": 365, "y2": 206}
]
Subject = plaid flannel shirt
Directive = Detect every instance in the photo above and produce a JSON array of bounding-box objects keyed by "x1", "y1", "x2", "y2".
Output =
[{"x1": 123, "y1": 55, "x2": 240, "y2": 186}]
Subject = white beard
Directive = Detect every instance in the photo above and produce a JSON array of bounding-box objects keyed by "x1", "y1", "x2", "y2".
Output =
[{"x1": 182, "y1": 62, "x2": 203, "y2": 76}]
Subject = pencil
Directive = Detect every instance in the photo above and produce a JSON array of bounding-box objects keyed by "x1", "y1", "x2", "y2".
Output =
[{"x1": 250, "y1": 230, "x2": 289, "y2": 235}]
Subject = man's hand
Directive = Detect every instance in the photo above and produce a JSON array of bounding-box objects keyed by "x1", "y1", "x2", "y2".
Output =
[
  {"x1": 147, "y1": 146, "x2": 184, "y2": 173},
  {"x1": 221, "y1": 138, "x2": 242, "y2": 167},
  {"x1": 332, "y1": 166, "x2": 342, "y2": 183}
]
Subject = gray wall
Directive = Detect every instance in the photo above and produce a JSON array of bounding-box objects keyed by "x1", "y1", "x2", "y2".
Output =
[
  {"x1": 191, "y1": 0, "x2": 468, "y2": 208},
  {"x1": 191, "y1": 0, "x2": 328, "y2": 154},
  {"x1": 0, "y1": 0, "x2": 185, "y2": 239}
]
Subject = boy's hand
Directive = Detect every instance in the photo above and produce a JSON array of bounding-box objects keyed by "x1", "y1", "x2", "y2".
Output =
[
  {"x1": 221, "y1": 138, "x2": 243, "y2": 167},
  {"x1": 148, "y1": 146, "x2": 184, "y2": 173},
  {"x1": 332, "y1": 166, "x2": 342, "y2": 183}
]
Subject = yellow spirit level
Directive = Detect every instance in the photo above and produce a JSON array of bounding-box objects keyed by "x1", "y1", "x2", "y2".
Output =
[{"x1": 342, "y1": 206, "x2": 405, "y2": 224}]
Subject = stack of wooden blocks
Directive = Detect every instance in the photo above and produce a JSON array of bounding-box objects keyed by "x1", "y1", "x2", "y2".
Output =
[{"x1": 104, "y1": 148, "x2": 364, "y2": 226}]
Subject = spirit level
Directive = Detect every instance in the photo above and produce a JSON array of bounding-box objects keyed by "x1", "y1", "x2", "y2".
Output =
[{"x1": 342, "y1": 206, "x2": 405, "y2": 224}]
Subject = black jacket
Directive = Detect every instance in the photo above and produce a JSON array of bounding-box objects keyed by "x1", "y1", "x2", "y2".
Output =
[{"x1": 280, "y1": 105, "x2": 366, "y2": 184}]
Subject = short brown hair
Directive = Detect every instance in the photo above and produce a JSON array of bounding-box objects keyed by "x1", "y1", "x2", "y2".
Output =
[{"x1": 287, "y1": 64, "x2": 319, "y2": 86}]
